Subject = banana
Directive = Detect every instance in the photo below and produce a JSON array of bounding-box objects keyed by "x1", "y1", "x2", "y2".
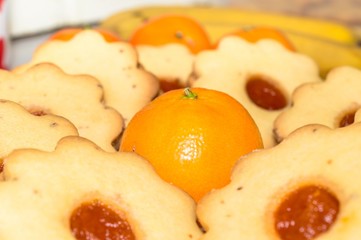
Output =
[
  {"x1": 100, "y1": 5, "x2": 361, "y2": 76},
  {"x1": 101, "y1": 5, "x2": 358, "y2": 45}
]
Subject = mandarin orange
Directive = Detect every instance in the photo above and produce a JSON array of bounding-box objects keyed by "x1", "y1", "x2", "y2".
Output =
[
  {"x1": 129, "y1": 15, "x2": 212, "y2": 54},
  {"x1": 120, "y1": 87, "x2": 263, "y2": 202}
]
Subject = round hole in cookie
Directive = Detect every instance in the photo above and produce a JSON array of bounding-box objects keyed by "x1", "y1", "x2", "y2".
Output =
[
  {"x1": 274, "y1": 184, "x2": 339, "y2": 240},
  {"x1": 246, "y1": 75, "x2": 287, "y2": 110},
  {"x1": 70, "y1": 199, "x2": 135, "y2": 240}
]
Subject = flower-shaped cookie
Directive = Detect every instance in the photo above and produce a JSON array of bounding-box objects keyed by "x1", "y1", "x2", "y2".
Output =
[
  {"x1": 274, "y1": 66, "x2": 361, "y2": 142},
  {"x1": 190, "y1": 36, "x2": 322, "y2": 147},
  {"x1": 0, "y1": 136, "x2": 203, "y2": 240},
  {"x1": 136, "y1": 43, "x2": 194, "y2": 92},
  {"x1": 0, "y1": 63, "x2": 123, "y2": 152},
  {"x1": 13, "y1": 29, "x2": 159, "y2": 124},
  {"x1": 0, "y1": 99, "x2": 78, "y2": 172},
  {"x1": 197, "y1": 123, "x2": 361, "y2": 239}
]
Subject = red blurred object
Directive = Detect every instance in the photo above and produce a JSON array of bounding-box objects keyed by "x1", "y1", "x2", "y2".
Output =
[
  {"x1": 0, "y1": 0, "x2": 9, "y2": 69},
  {"x1": 0, "y1": 38, "x2": 4, "y2": 69}
]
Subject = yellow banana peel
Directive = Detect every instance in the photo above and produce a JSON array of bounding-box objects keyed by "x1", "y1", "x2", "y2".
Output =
[{"x1": 100, "y1": 5, "x2": 361, "y2": 77}]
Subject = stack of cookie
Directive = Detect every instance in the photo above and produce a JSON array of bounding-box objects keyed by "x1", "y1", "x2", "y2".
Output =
[
  {"x1": 0, "y1": 27, "x2": 360, "y2": 239},
  {"x1": 186, "y1": 35, "x2": 361, "y2": 239},
  {"x1": 13, "y1": 30, "x2": 160, "y2": 127},
  {"x1": 135, "y1": 36, "x2": 361, "y2": 239},
  {"x1": 0, "y1": 29, "x2": 203, "y2": 239}
]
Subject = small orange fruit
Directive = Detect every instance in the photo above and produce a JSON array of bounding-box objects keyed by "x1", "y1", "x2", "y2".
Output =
[
  {"x1": 214, "y1": 26, "x2": 296, "y2": 51},
  {"x1": 129, "y1": 14, "x2": 212, "y2": 54},
  {"x1": 120, "y1": 87, "x2": 263, "y2": 202},
  {"x1": 49, "y1": 27, "x2": 122, "y2": 42}
]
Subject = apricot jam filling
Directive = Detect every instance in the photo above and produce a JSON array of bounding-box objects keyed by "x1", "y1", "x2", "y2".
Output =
[
  {"x1": 339, "y1": 111, "x2": 356, "y2": 128},
  {"x1": 246, "y1": 76, "x2": 287, "y2": 110},
  {"x1": 26, "y1": 107, "x2": 48, "y2": 116},
  {"x1": 274, "y1": 185, "x2": 339, "y2": 240},
  {"x1": 70, "y1": 200, "x2": 135, "y2": 240},
  {"x1": 159, "y1": 78, "x2": 186, "y2": 92}
]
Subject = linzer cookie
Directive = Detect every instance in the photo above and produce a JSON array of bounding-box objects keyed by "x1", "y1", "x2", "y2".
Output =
[
  {"x1": 13, "y1": 29, "x2": 159, "y2": 124},
  {"x1": 190, "y1": 36, "x2": 322, "y2": 147},
  {"x1": 0, "y1": 63, "x2": 123, "y2": 152},
  {"x1": 197, "y1": 123, "x2": 361, "y2": 239},
  {"x1": 274, "y1": 66, "x2": 361, "y2": 142},
  {"x1": 136, "y1": 43, "x2": 194, "y2": 92},
  {"x1": 0, "y1": 136, "x2": 203, "y2": 240},
  {"x1": 0, "y1": 99, "x2": 78, "y2": 172}
]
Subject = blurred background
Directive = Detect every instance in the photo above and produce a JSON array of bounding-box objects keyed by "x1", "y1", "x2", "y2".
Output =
[{"x1": 2, "y1": 0, "x2": 361, "y2": 69}]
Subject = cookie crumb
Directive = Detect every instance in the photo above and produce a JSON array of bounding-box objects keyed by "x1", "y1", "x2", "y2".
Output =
[
  {"x1": 32, "y1": 189, "x2": 40, "y2": 195},
  {"x1": 50, "y1": 122, "x2": 58, "y2": 127},
  {"x1": 327, "y1": 159, "x2": 333, "y2": 165}
]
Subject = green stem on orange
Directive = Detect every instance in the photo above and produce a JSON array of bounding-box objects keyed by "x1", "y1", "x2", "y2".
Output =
[{"x1": 183, "y1": 87, "x2": 198, "y2": 99}]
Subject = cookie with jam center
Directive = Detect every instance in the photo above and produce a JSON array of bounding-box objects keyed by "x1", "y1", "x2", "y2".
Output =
[
  {"x1": 197, "y1": 123, "x2": 361, "y2": 239},
  {"x1": 190, "y1": 36, "x2": 322, "y2": 147},
  {"x1": 0, "y1": 136, "x2": 203, "y2": 240},
  {"x1": 274, "y1": 66, "x2": 361, "y2": 142}
]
